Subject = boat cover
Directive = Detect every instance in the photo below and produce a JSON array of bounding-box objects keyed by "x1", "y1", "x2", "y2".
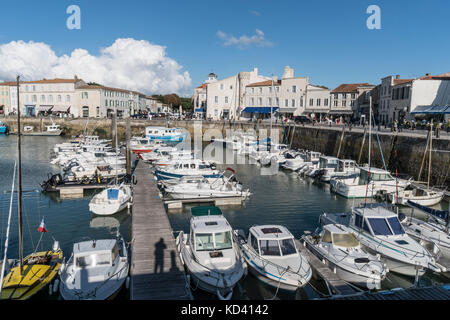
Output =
[
  {"x1": 191, "y1": 206, "x2": 223, "y2": 216},
  {"x1": 107, "y1": 188, "x2": 119, "y2": 200}
]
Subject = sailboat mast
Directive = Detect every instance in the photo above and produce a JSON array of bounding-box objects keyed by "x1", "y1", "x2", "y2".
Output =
[
  {"x1": 16, "y1": 76, "x2": 23, "y2": 274},
  {"x1": 427, "y1": 119, "x2": 433, "y2": 189},
  {"x1": 271, "y1": 76, "x2": 274, "y2": 145},
  {"x1": 115, "y1": 104, "x2": 118, "y2": 185},
  {"x1": 368, "y1": 95, "x2": 372, "y2": 168}
]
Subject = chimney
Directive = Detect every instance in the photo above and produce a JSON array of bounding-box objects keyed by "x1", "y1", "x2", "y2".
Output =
[
  {"x1": 253, "y1": 67, "x2": 258, "y2": 75},
  {"x1": 74, "y1": 75, "x2": 78, "y2": 81},
  {"x1": 283, "y1": 66, "x2": 294, "y2": 79},
  {"x1": 395, "y1": 75, "x2": 400, "y2": 80}
]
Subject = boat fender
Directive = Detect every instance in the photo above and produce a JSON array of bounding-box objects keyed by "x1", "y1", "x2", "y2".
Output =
[
  {"x1": 217, "y1": 288, "x2": 233, "y2": 301},
  {"x1": 126, "y1": 277, "x2": 130, "y2": 289},
  {"x1": 133, "y1": 175, "x2": 137, "y2": 185},
  {"x1": 53, "y1": 279, "x2": 59, "y2": 293}
]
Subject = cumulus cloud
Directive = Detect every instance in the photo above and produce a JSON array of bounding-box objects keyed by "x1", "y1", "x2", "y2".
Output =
[
  {"x1": 0, "y1": 38, "x2": 192, "y2": 95},
  {"x1": 249, "y1": 10, "x2": 261, "y2": 16},
  {"x1": 217, "y1": 29, "x2": 273, "y2": 49}
]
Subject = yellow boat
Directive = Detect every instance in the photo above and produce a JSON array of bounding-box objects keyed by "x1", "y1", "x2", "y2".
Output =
[{"x1": 1, "y1": 248, "x2": 63, "y2": 300}]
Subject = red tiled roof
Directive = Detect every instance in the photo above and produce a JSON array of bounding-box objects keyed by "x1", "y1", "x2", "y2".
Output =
[
  {"x1": 331, "y1": 83, "x2": 372, "y2": 93},
  {"x1": 23, "y1": 78, "x2": 81, "y2": 84},
  {"x1": 196, "y1": 83, "x2": 207, "y2": 89},
  {"x1": 77, "y1": 84, "x2": 145, "y2": 96},
  {"x1": 418, "y1": 75, "x2": 450, "y2": 81},
  {"x1": 246, "y1": 80, "x2": 281, "y2": 87},
  {"x1": 0, "y1": 81, "x2": 18, "y2": 86},
  {"x1": 393, "y1": 79, "x2": 413, "y2": 85}
]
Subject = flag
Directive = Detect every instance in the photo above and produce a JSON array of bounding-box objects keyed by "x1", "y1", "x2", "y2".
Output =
[{"x1": 38, "y1": 217, "x2": 48, "y2": 233}]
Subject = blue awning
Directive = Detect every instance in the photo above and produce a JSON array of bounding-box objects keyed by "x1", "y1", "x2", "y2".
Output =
[
  {"x1": 242, "y1": 107, "x2": 279, "y2": 114},
  {"x1": 411, "y1": 105, "x2": 450, "y2": 114},
  {"x1": 195, "y1": 108, "x2": 206, "y2": 113}
]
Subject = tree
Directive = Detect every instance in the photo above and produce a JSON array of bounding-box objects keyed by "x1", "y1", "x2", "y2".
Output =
[{"x1": 163, "y1": 94, "x2": 181, "y2": 107}]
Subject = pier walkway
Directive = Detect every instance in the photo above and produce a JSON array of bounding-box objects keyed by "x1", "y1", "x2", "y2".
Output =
[{"x1": 130, "y1": 160, "x2": 192, "y2": 300}]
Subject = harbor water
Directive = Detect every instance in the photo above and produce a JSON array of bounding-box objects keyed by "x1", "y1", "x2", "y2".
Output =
[{"x1": 0, "y1": 135, "x2": 448, "y2": 300}]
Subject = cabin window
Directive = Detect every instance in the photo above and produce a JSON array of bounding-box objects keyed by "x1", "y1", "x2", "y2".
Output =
[
  {"x1": 355, "y1": 214, "x2": 363, "y2": 228},
  {"x1": 96, "y1": 253, "x2": 111, "y2": 266},
  {"x1": 259, "y1": 240, "x2": 281, "y2": 256},
  {"x1": 371, "y1": 173, "x2": 393, "y2": 181},
  {"x1": 195, "y1": 233, "x2": 215, "y2": 251},
  {"x1": 368, "y1": 218, "x2": 393, "y2": 236},
  {"x1": 190, "y1": 164, "x2": 196, "y2": 169},
  {"x1": 199, "y1": 164, "x2": 210, "y2": 169},
  {"x1": 76, "y1": 255, "x2": 93, "y2": 268},
  {"x1": 280, "y1": 239, "x2": 296, "y2": 256},
  {"x1": 112, "y1": 244, "x2": 119, "y2": 263},
  {"x1": 363, "y1": 220, "x2": 372, "y2": 234},
  {"x1": 214, "y1": 231, "x2": 232, "y2": 250},
  {"x1": 184, "y1": 164, "x2": 189, "y2": 169},
  {"x1": 387, "y1": 217, "x2": 405, "y2": 235},
  {"x1": 322, "y1": 230, "x2": 332, "y2": 243},
  {"x1": 250, "y1": 234, "x2": 259, "y2": 252},
  {"x1": 332, "y1": 233, "x2": 359, "y2": 248}
]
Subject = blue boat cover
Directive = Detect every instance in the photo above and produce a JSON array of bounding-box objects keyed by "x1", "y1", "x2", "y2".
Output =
[
  {"x1": 242, "y1": 107, "x2": 279, "y2": 114},
  {"x1": 195, "y1": 108, "x2": 206, "y2": 112},
  {"x1": 107, "y1": 188, "x2": 119, "y2": 200},
  {"x1": 406, "y1": 200, "x2": 449, "y2": 222}
]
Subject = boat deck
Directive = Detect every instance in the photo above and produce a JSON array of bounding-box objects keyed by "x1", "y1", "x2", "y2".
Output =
[
  {"x1": 295, "y1": 239, "x2": 360, "y2": 296},
  {"x1": 130, "y1": 160, "x2": 192, "y2": 300}
]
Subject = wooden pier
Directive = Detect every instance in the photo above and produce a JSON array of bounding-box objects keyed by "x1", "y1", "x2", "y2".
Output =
[
  {"x1": 130, "y1": 160, "x2": 192, "y2": 300},
  {"x1": 162, "y1": 195, "x2": 246, "y2": 209},
  {"x1": 329, "y1": 284, "x2": 450, "y2": 300},
  {"x1": 296, "y1": 239, "x2": 360, "y2": 296}
]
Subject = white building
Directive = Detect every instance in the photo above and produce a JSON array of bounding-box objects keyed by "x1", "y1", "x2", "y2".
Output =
[
  {"x1": 303, "y1": 84, "x2": 331, "y2": 120},
  {"x1": 76, "y1": 84, "x2": 147, "y2": 118},
  {"x1": 391, "y1": 74, "x2": 450, "y2": 122},
  {"x1": 206, "y1": 68, "x2": 269, "y2": 120},
  {"x1": 18, "y1": 77, "x2": 86, "y2": 117},
  {"x1": 242, "y1": 66, "x2": 330, "y2": 119},
  {"x1": 379, "y1": 75, "x2": 413, "y2": 124}
]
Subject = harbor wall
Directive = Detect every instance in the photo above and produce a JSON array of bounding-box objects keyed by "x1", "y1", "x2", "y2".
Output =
[{"x1": 2, "y1": 117, "x2": 449, "y2": 186}]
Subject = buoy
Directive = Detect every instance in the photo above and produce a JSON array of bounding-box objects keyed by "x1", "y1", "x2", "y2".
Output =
[
  {"x1": 126, "y1": 277, "x2": 130, "y2": 289},
  {"x1": 53, "y1": 279, "x2": 59, "y2": 293}
]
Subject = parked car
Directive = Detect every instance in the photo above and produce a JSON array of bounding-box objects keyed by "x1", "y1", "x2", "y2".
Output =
[{"x1": 294, "y1": 116, "x2": 313, "y2": 124}]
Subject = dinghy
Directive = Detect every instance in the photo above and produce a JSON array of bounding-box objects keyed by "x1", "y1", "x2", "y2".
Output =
[
  {"x1": 176, "y1": 206, "x2": 247, "y2": 300},
  {"x1": 234, "y1": 225, "x2": 312, "y2": 290},
  {"x1": 89, "y1": 184, "x2": 132, "y2": 215},
  {"x1": 302, "y1": 224, "x2": 387, "y2": 289}
]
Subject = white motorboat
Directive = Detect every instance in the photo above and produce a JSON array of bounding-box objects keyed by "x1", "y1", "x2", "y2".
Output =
[
  {"x1": 59, "y1": 234, "x2": 129, "y2": 300},
  {"x1": 280, "y1": 151, "x2": 307, "y2": 171},
  {"x1": 302, "y1": 224, "x2": 387, "y2": 289},
  {"x1": 309, "y1": 156, "x2": 338, "y2": 179},
  {"x1": 175, "y1": 206, "x2": 247, "y2": 300},
  {"x1": 163, "y1": 168, "x2": 251, "y2": 200},
  {"x1": 389, "y1": 185, "x2": 445, "y2": 206},
  {"x1": 259, "y1": 144, "x2": 289, "y2": 166},
  {"x1": 399, "y1": 201, "x2": 450, "y2": 263},
  {"x1": 145, "y1": 126, "x2": 187, "y2": 142},
  {"x1": 89, "y1": 183, "x2": 132, "y2": 215},
  {"x1": 155, "y1": 159, "x2": 221, "y2": 181},
  {"x1": 321, "y1": 159, "x2": 360, "y2": 182},
  {"x1": 298, "y1": 151, "x2": 321, "y2": 175},
  {"x1": 153, "y1": 150, "x2": 194, "y2": 167},
  {"x1": 139, "y1": 146, "x2": 178, "y2": 163},
  {"x1": 234, "y1": 225, "x2": 312, "y2": 290},
  {"x1": 330, "y1": 167, "x2": 410, "y2": 199},
  {"x1": 320, "y1": 204, "x2": 441, "y2": 277}
]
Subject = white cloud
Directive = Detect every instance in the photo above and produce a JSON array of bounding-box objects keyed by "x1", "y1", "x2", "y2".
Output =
[
  {"x1": 0, "y1": 38, "x2": 192, "y2": 95},
  {"x1": 217, "y1": 29, "x2": 273, "y2": 49},
  {"x1": 249, "y1": 10, "x2": 261, "y2": 16}
]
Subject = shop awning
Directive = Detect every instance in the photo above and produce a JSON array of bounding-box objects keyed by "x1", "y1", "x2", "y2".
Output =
[
  {"x1": 328, "y1": 110, "x2": 354, "y2": 115},
  {"x1": 411, "y1": 105, "x2": 450, "y2": 115},
  {"x1": 195, "y1": 108, "x2": 206, "y2": 113},
  {"x1": 52, "y1": 106, "x2": 71, "y2": 113},
  {"x1": 276, "y1": 107, "x2": 297, "y2": 113},
  {"x1": 242, "y1": 107, "x2": 279, "y2": 114},
  {"x1": 36, "y1": 105, "x2": 53, "y2": 112}
]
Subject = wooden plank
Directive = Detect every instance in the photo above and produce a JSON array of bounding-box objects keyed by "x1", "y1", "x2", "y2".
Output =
[{"x1": 130, "y1": 160, "x2": 192, "y2": 300}]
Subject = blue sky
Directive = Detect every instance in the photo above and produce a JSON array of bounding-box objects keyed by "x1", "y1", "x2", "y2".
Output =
[{"x1": 0, "y1": 0, "x2": 449, "y2": 95}]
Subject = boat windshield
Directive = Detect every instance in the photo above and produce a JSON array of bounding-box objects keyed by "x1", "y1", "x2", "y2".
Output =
[
  {"x1": 280, "y1": 238, "x2": 297, "y2": 256},
  {"x1": 332, "y1": 233, "x2": 359, "y2": 248},
  {"x1": 195, "y1": 232, "x2": 232, "y2": 251},
  {"x1": 259, "y1": 240, "x2": 281, "y2": 256},
  {"x1": 214, "y1": 231, "x2": 233, "y2": 250},
  {"x1": 387, "y1": 217, "x2": 405, "y2": 235},
  {"x1": 76, "y1": 253, "x2": 111, "y2": 268},
  {"x1": 367, "y1": 218, "x2": 393, "y2": 236}
]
